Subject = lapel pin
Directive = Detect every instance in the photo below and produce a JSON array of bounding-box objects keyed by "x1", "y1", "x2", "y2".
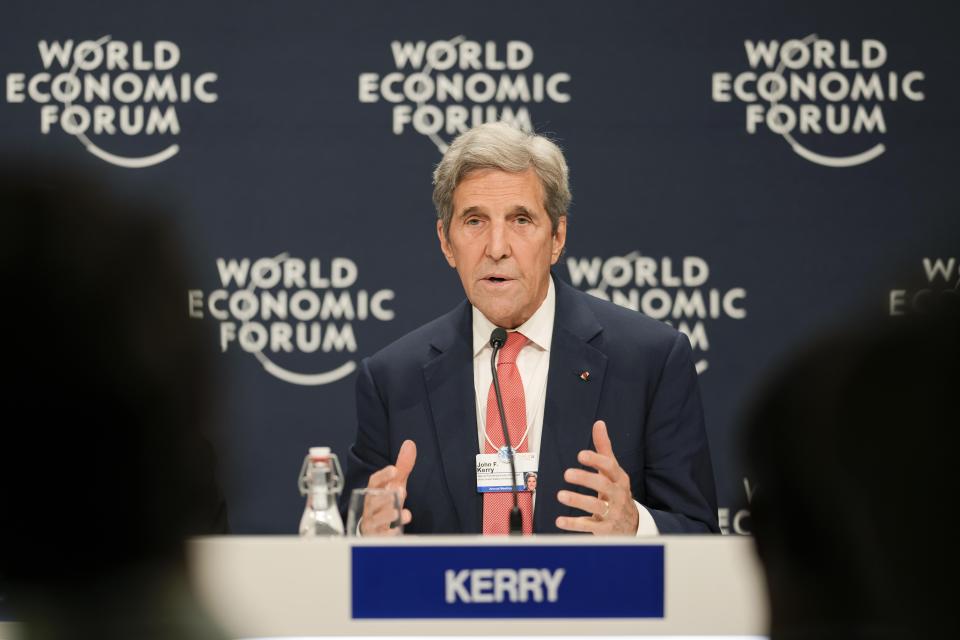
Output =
[{"x1": 579, "y1": 370, "x2": 590, "y2": 381}]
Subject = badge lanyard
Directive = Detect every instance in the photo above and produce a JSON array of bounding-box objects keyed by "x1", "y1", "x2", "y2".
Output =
[{"x1": 475, "y1": 343, "x2": 548, "y2": 455}]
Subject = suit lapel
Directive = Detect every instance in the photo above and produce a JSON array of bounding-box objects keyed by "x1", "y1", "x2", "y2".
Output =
[
  {"x1": 422, "y1": 302, "x2": 481, "y2": 534},
  {"x1": 535, "y1": 278, "x2": 608, "y2": 533}
]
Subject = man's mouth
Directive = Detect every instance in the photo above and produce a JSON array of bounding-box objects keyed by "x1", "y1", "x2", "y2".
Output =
[{"x1": 483, "y1": 276, "x2": 512, "y2": 284}]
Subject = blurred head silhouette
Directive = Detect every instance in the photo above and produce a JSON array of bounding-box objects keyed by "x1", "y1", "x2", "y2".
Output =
[
  {"x1": 0, "y1": 162, "x2": 226, "y2": 637},
  {"x1": 743, "y1": 291, "x2": 959, "y2": 638}
]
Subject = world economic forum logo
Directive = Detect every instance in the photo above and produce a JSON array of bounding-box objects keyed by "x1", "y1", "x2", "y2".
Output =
[
  {"x1": 4, "y1": 37, "x2": 218, "y2": 168},
  {"x1": 358, "y1": 37, "x2": 571, "y2": 153},
  {"x1": 188, "y1": 253, "x2": 396, "y2": 386},
  {"x1": 712, "y1": 36, "x2": 925, "y2": 167},
  {"x1": 565, "y1": 251, "x2": 748, "y2": 375},
  {"x1": 889, "y1": 257, "x2": 960, "y2": 316}
]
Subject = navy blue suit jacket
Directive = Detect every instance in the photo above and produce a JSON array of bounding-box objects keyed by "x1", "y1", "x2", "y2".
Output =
[{"x1": 342, "y1": 276, "x2": 720, "y2": 534}]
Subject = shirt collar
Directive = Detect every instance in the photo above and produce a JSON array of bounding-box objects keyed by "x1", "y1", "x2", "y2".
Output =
[{"x1": 472, "y1": 276, "x2": 555, "y2": 356}]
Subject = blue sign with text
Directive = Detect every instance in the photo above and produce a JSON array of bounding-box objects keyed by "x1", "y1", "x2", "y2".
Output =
[{"x1": 351, "y1": 544, "x2": 665, "y2": 618}]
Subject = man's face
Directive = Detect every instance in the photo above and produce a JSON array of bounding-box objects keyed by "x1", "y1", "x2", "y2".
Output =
[{"x1": 438, "y1": 168, "x2": 566, "y2": 329}]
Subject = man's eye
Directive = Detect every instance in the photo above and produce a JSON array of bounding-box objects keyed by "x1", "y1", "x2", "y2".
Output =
[
  {"x1": 465, "y1": 218, "x2": 481, "y2": 226},
  {"x1": 516, "y1": 217, "x2": 531, "y2": 224}
]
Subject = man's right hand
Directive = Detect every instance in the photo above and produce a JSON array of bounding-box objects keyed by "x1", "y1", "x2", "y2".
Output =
[{"x1": 359, "y1": 439, "x2": 416, "y2": 536}]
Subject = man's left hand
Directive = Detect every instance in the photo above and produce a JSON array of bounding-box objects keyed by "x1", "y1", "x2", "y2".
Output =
[{"x1": 556, "y1": 420, "x2": 639, "y2": 535}]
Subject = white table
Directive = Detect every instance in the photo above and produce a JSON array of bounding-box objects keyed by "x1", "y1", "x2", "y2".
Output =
[{"x1": 187, "y1": 534, "x2": 768, "y2": 638}]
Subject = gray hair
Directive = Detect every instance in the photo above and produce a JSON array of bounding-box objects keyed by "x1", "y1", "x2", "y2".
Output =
[{"x1": 432, "y1": 122, "x2": 571, "y2": 237}]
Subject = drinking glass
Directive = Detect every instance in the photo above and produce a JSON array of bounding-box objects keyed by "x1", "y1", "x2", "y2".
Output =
[{"x1": 346, "y1": 487, "x2": 403, "y2": 536}]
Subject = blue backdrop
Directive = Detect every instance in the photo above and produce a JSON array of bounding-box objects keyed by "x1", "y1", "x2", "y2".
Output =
[{"x1": 3, "y1": 0, "x2": 957, "y2": 534}]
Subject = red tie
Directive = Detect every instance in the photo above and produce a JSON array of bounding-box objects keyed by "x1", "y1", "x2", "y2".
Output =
[{"x1": 483, "y1": 331, "x2": 534, "y2": 535}]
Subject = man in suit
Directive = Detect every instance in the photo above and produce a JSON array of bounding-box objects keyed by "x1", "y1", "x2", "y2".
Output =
[{"x1": 342, "y1": 122, "x2": 718, "y2": 535}]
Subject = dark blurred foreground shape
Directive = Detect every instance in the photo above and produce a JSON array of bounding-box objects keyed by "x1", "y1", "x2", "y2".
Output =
[
  {"x1": 0, "y1": 163, "x2": 227, "y2": 639},
  {"x1": 743, "y1": 291, "x2": 960, "y2": 639}
]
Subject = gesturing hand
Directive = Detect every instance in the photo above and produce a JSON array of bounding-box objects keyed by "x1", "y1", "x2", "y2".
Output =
[
  {"x1": 556, "y1": 420, "x2": 639, "y2": 535},
  {"x1": 361, "y1": 439, "x2": 416, "y2": 536}
]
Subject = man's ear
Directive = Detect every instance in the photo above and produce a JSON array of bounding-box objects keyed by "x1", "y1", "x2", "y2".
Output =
[
  {"x1": 437, "y1": 219, "x2": 456, "y2": 268},
  {"x1": 550, "y1": 215, "x2": 568, "y2": 264}
]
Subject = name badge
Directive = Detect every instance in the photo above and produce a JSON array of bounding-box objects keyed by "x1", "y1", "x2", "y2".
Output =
[{"x1": 476, "y1": 451, "x2": 538, "y2": 493}]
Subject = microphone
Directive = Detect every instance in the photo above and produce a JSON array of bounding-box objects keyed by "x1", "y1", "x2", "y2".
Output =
[{"x1": 489, "y1": 327, "x2": 523, "y2": 535}]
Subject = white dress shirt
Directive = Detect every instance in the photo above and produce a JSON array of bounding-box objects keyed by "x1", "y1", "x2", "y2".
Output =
[{"x1": 471, "y1": 278, "x2": 658, "y2": 535}]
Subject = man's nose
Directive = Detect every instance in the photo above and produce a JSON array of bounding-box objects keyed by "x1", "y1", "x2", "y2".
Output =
[{"x1": 486, "y1": 220, "x2": 511, "y2": 260}]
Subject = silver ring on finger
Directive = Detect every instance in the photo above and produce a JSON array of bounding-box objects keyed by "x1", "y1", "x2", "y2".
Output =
[{"x1": 593, "y1": 499, "x2": 610, "y2": 521}]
